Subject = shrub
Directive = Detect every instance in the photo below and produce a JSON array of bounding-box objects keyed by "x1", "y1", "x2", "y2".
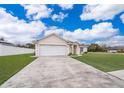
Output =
[
  {"x1": 68, "y1": 53, "x2": 72, "y2": 56},
  {"x1": 84, "y1": 52, "x2": 88, "y2": 54}
]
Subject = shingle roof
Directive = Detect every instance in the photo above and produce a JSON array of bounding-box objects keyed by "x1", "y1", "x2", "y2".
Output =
[
  {"x1": 35, "y1": 33, "x2": 79, "y2": 44},
  {"x1": 34, "y1": 33, "x2": 89, "y2": 47}
]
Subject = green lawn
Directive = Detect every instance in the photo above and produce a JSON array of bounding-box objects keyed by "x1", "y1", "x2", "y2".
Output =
[
  {"x1": 73, "y1": 52, "x2": 124, "y2": 72},
  {"x1": 0, "y1": 54, "x2": 36, "y2": 85}
]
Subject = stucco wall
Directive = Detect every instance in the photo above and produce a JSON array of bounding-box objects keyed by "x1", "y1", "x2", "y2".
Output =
[
  {"x1": 108, "y1": 50, "x2": 117, "y2": 53},
  {"x1": 0, "y1": 44, "x2": 34, "y2": 56},
  {"x1": 39, "y1": 35, "x2": 67, "y2": 45},
  {"x1": 83, "y1": 47, "x2": 88, "y2": 53},
  {"x1": 76, "y1": 45, "x2": 81, "y2": 55},
  {"x1": 35, "y1": 35, "x2": 70, "y2": 56},
  {"x1": 35, "y1": 43, "x2": 40, "y2": 56},
  {"x1": 35, "y1": 35, "x2": 88, "y2": 56}
]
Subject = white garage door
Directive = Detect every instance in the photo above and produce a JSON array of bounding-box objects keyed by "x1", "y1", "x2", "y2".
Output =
[{"x1": 40, "y1": 45, "x2": 68, "y2": 56}]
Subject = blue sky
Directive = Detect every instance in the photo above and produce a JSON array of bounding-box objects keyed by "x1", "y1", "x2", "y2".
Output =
[{"x1": 0, "y1": 4, "x2": 124, "y2": 46}]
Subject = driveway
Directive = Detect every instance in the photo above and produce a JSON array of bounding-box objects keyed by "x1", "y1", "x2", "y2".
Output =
[
  {"x1": 1, "y1": 56, "x2": 124, "y2": 88},
  {"x1": 108, "y1": 70, "x2": 124, "y2": 80}
]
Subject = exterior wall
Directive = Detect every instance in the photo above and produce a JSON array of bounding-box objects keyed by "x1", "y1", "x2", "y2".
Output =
[
  {"x1": 76, "y1": 45, "x2": 81, "y2": 55},
  {"x1": 80, "y1": 46, "x2": 88, "y2": 54},
  {"x1": 35, "y1": 34, "x2": 88, "y2": 56},
  {"x1": 108, "y1": 50, "x2": 117, "y2": 53},
  {"x1": 35, "y1": 44, "x2": 70, "y2": 56},
  {"x1": 71, "y1": 45, "x2": 74, "y2": 54},
  {"x1": 39, "y1": 35, "x2": 67, "y2": 45},
  {"x1": 35, "y1": 43, "x2": 40, "y2": 56},
  {"x1": 0, "y1": 44, "x2": 34, "y2": 56},
  {"x1": 83, "y1": 47, "x2": 88, "y2": 53},
  {"x1": 68, "y1": 44, "x2": 85, "y2": 55},
  {"x1": 65, "y1": 44, "x2": 88, "y2": 55},
  {"x1": 66, "y1": 45, "x2": 70, "y2": 55},
  {"x1": 36, "y1": 35, "x2": 70, "y2": 56},
  {"x1": 68, "y1": 45, "x2": 72, "y2": 54}
]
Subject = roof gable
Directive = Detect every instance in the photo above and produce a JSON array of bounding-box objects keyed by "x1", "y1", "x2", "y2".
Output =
[
  {"x1": 37, "y1": 34, "x2": 68, "y2": 45},
  {"x1": 35, "y1": 33, "x2": 83, "y2": 45}
]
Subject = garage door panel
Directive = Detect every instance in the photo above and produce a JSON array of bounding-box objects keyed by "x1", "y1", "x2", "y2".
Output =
[{"x1": 40, "y1": 45, "x2": 68, "y2": 56}]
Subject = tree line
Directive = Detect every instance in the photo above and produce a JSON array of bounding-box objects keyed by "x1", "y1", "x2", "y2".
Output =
[{"x1": 88, "y1": 44, "x2": 107, "y2": 52}]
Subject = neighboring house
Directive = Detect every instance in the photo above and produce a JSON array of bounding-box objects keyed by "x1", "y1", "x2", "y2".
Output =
[
  {"x1": 35, "y1": 34, "x2": 88, "y2": 56},
  {"x1": 107, "y1": 47, "x2": 124, "y2": 53},
  {"x1": 107, "y1": 49, "x2": 118, "y2": 53},
  {"x1": 0, "y1": 41, "x2": 34, "y2": 56}
]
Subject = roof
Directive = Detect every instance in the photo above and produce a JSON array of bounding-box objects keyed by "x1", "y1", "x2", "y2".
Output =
[
  {"x1": 107, "y1": 46, "x2": 124, "y2": 50},
  {"x1": 35, "y1": 33, "x2": 79, "y2": 45},
  {"x1": 34, "y1": 34, "x2": 90, "y2": 47},
  {"x1": 79, "y1": 44, "x2": 89, "y2": 47}
]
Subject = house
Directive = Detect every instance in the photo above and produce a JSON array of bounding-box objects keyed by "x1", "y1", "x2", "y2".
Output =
[
  {"x1": 107, "y1": 49, "x2": 118, "y2": 53},
  {"x1": 35, "y1": 34, "x2": 88, "y2": 56},
  {"x1": 0, "y1": 41, "x2": 34, "y2": 56},
  {"x1": 107, "y1": 46, "x2": 124, "y2": 53},
  {"x1": 107, "y1": 47, "x2": 118, "y2": 53}
]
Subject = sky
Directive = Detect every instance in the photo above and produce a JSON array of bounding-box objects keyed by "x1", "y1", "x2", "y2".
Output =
[{"x1": 0, "y1": 4, "x2": 124, "y2": 46}]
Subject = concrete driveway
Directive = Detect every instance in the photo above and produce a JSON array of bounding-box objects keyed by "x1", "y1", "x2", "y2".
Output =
[
  {"x1": 108, "y1": 70, "x2": 124, "y2": 80},
  {"x1": 1, "y1": 56, "x2": 124, "y2": 88}
]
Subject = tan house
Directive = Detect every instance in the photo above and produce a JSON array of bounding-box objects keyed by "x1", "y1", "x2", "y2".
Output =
[{"x1": 35, "y1": 34, "x2": 88, "y2": 56}]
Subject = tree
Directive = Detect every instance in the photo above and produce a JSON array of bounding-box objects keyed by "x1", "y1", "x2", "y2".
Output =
[
  {"x1": 88, "y1": 44, "x2": 106, "y2": 52},
  {"x1": 0, "y1": 37, "x2": 4, "y2": 41},
  {"x1": 26, "y1": 43, "x2": 35, "y2": 49}
]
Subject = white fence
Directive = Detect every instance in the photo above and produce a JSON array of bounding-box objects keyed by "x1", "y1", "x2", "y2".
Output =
[{"x1": 0, "y1": 44, "x2": 34, "y2": 56}]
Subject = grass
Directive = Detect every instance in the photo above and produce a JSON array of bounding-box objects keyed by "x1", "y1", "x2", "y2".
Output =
[
  {"x1": 0, "y1": 54, "x2": 36, "y2": 85},
  {"x1": 73, "y1": 52, "x2": 124, "y2": 72}
]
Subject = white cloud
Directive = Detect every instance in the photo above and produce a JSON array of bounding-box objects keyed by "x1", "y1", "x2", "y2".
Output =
[
  {"x1": 63, "y1": 22, "x2": 118, "y2": 41},
  {"x1": 58, "y1": 4, "x2": 73, "y2": 10},
  {"x1": 0, "y1": 7, "x2": 46, "y2": 44},
  {"x1": 43, "y1": 22, "x2": 118, "y2": 43},
  {"x1": 52, "y1": 12, "x2": 68, "y2": 22},
  {"x1": 21, "y1": 4, "x2": 53, "y2": 20},
  {"x1": 80, "y1": 4, "x2": 124, "y2": 21},
  {"x1": 120, "y1": 13, "x2": 124, "y2": 23},
  {"x1": 0, "y1": 6, "x2": 121, "y2": 46},
  {"x1": 43, "y1": 26, "x2": 77, "y2": 42},
  {"x1": 96, "y1": 35, "x2": 124, "y2": 47},
  {"x1": 44, "y1": 26, "x2": 65, "y2": 36}
]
